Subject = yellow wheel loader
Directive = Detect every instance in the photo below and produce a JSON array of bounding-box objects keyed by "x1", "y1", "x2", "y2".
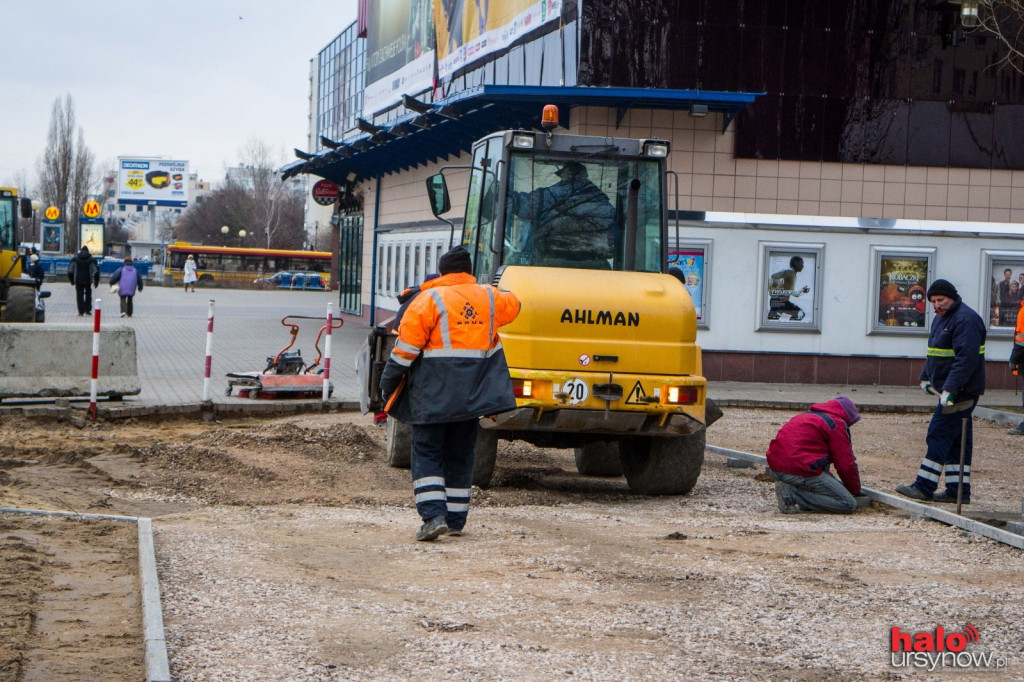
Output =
[{"x1": 364, "y1": 106, "x2": 719, "y2": 495}]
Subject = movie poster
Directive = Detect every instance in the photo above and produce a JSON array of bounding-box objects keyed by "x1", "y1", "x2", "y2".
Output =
[
  {"x1": 877, "y1": 255, "x2": 929, "y2": 328},
  {"x1": 668, "y1": 248, "x2": 705, "y2": 321},
  {"x1": 988, "y1": 260, "x2": 1024, "y2": 328},
  {"x1": 765, "y1": 249, "x2": 817, "y2": 326},
  {"x1": 41, "y1": 222, "x2": 63, "y2": 253}
]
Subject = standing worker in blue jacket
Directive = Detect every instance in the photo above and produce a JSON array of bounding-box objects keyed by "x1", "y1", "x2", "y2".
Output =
[
  {"x1": 896, "y1": 279, "x2": 986, "y2": 504},
  {"x1": 379, "y1": 246, "x2": 521, "y2": 541}
]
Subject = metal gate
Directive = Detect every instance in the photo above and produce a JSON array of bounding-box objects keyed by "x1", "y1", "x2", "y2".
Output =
[{"x1": 337, "y1": 214, "x2": 363, "y2": 315}]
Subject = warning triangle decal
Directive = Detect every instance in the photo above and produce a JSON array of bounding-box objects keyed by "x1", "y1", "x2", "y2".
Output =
[{"x1": 625, "y1": 380, "x2": 647, "y2": 405}]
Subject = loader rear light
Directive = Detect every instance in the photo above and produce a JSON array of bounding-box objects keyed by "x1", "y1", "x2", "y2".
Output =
[
  {"x1": 513, "y1": 379, "x2": 533, "y2": 397},
  {"x1": 665, "y1": 386, "x2": 699, "y2": 405}
]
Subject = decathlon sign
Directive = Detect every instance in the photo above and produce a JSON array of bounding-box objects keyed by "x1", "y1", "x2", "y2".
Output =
[
  {"x1": 312, "y1": 179, "x2": 340, "y2": 206},
  {"x1": 116, "y1": 157, "x2": 189, "y2": 208}
]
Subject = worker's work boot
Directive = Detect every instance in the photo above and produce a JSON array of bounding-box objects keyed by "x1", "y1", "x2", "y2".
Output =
[
  {"x1": 931, "y1": 490, "x2": 970, "y2": 505},
  {"x1": 775, "y1": 482, "x2": 800, "y2": 514},
  {"x1": 895, "y1": 484, "x2": 931, "y2": 501},
  {"x1": 415, "y1": 515, "x2": 448, "y2": 542}
]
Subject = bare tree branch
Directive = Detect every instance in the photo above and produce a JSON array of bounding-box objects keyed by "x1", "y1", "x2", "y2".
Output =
[{"x1": 979, "y1": 1, "x2": 1024, "y2": 74}]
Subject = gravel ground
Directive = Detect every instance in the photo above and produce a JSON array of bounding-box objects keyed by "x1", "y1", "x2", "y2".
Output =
[{"x1": 2, "y1": 407, "x2": 1023, "y2": 680}]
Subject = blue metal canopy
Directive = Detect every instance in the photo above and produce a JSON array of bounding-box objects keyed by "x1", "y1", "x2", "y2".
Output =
[{"x1": 283, "y1": 85, "x2": 763, "y2": 185}]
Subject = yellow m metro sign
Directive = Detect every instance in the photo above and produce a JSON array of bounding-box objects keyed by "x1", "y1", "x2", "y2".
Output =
[{"x1": 83, "y1": 200, "x2": 101, "y2": 218}]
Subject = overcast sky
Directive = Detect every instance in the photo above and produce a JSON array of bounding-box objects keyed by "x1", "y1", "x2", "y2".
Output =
[{"x1": 0, "y1": 1, "x2": 356, "y2": 189}]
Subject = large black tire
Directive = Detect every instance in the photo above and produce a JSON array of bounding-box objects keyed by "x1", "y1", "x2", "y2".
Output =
[
  {"x1": 574, "y1": 441, "x2": 624, "y2": 477},
  {"x1": 619, "y1": 431, "x2": 706, "y2": 495},
  {"x1": 4, "y1": 285, "x2": 35, "y2": 323},
  {"x1": 472, "y1": 426, "x2": 498, "y2": 489},
  {"x1": 386, "y1": 416, "x2": 412, "y2": 469}
]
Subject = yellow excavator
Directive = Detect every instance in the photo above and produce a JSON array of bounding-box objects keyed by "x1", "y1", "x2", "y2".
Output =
[
  {"x1": 0, "y1": 187, "x2": 46, "y2": 322},
  {"x1": 363, "y1": 106, "x2": 719, "y2": 495}
]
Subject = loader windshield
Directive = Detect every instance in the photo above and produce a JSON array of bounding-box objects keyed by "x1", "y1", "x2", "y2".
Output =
[
  {"x1": 0, "y1": 194, "x2": 16, "y2": 251},
  {"x1": 503, "y1": 154, "x2": 663, "y2": 272}
]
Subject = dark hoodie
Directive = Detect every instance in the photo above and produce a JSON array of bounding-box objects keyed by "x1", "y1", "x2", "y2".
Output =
[
  {"x1": 67, "y1": 247, "x2": 99, "y2": 287},
  {"x1": 765, "y1": 399, "x2": 862, "y2": 495}
]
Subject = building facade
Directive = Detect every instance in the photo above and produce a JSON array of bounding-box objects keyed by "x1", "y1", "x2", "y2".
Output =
[{"x1": 292, "y1": 0, "x2": 1024, "y2": 388}]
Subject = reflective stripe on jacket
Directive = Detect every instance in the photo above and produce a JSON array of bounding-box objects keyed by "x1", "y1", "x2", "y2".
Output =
[
  {"x1": 380, "y1": 272, "x2": 521, "y2": 424},
  {"x1": 765, "y1": 399, "x2": 861, "y2": 495},
  {"x1": 920, "y1": 296, "x2": 986, "y2": 397}
]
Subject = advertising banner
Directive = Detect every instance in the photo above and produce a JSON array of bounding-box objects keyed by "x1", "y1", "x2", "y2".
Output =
[
  {"x1": 668, "y1": 248, "x2": 705, "y2": 321},
  {"x1": 764, "y1": 248, "x2": 818, "y2": 328},
  {"x1": 41, "y1": 221, "x2": 63, "y2": 253},
  {"x1": 79, "y1": 218, "x2": 105, "y2": 256},
  {"x1": 436, "y1": 0, "x2": 562, "y2": 79},
  {"x1": 989, "y1": 260, "x2": 1024, "y2": 328},
  {"x1": 363, "y1": 0, "x2": 436, "y2": 115},
  {"x1": 116, "y1": 158, "x2": 189, "y2": 207},
  {"x1": 876, "y1": 256, "x2": 929, "y2": 328}
]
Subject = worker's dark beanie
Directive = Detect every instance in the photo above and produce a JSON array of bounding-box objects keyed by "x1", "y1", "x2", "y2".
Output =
[
  {"x1": 438, "y1": 246, "x2": 472, "y2": 275},
  {"x1": 926, "y1": 279, "x2": 958, "y2": 300}
]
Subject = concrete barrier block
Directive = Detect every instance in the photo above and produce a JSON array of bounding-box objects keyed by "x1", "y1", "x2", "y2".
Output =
[{"x1": 0, "y1": 323, "x2": 141, "y2": 399}]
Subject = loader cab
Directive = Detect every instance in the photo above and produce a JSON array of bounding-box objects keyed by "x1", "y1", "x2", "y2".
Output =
[{"x1": 427, "y1": 123, "x2": 671, "y2": 284}]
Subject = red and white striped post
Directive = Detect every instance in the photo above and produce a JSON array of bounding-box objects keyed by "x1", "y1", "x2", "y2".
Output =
[
  {"x1": 322, "y1": 302, "x2": 333, "y2": 402},
  {"x1": 202, "y1": 300, "x2": 215, "y2": 403},
  {"x1": 89, "y1": 298, "x2": 101, "y2": 422}
]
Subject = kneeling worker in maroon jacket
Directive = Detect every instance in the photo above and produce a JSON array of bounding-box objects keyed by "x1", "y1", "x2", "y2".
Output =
[{"x1": 766, "y1": 396, "x2": 863, "y2": 514}]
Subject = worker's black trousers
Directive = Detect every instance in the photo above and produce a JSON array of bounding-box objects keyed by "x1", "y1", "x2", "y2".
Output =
[
  {"x1": 914, "y1": 397, "x2": 977, "y2": 500},
  {"x1": 75, "y1": 284, "x2": 92, "y2": 315},
  {"x1": 410, "y1": 418, "x2": 477, "y2": 530}
]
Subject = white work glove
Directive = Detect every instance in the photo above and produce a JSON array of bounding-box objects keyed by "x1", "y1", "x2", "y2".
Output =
[
  {"x1": 939, "y1": 390, "x2": 954, "y2": 406},
  {"x1": 920, "y1": 380, "x2": 936, "y2": 395}
]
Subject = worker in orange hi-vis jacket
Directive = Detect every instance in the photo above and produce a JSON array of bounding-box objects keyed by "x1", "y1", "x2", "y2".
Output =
[
  {"x1": 379, "y1": 246, "x2": 521, "y2": 541},
  {"x1": 1009, "y1": 299, "x2": 1024, "y2": 435}
]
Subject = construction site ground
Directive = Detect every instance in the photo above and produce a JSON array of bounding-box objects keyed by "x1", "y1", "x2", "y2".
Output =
[{"x1": 2, "y1": 404, "x2": 1023, "y2": 681}]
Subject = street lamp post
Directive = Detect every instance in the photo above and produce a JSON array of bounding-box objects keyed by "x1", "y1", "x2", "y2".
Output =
[
  {"x1": 221, "y1": 225, "x2": 246, "y2": 247},
  {"x1": 31, "y1": 199, "x2": 40, "y2": 248}
]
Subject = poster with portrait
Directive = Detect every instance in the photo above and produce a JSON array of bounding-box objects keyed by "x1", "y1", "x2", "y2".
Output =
[
  {"x1": 669, "y1": 240, "x2": 711, "y2": 326},
  {"x1": 759, "y1": 243, "x2": 823, "y2": 331},
  {"x1": 41, "y1": 221, "x2": 63, "y2": 253},
  {"x1": 982, "y1": 251, "x2": 1024, "y2": 334}
]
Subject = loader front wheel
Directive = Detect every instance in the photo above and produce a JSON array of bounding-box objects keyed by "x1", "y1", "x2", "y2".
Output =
[
  {"x1": 619, "y1": 431, "x2": 705, "y2": 495},
  {"x1": 3, "y1": 286, "x2": 35, "y2": 323},
  {"x1": 573, "y1": 441, "x2": 623, "y2": 477},
  {"x1": 386, "y1": 416, "x2": 412, "y2": 469}
]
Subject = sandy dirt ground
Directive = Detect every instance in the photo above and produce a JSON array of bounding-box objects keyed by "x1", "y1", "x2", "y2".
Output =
[{"x1": 1, "y1": 406, "x2": 1023, "y2": 681}]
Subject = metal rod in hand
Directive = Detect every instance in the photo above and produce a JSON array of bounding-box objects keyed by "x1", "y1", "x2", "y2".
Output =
[
  {"x1": 90, "y1": 298, "x2": 101, "y2": 422},
  {"x1": 957, "y1": 416, "x2": 968, "y2": 516},
  {"x1": 322, "y1": 302, "x2": 333, "y2": 402},
  {"x1": 202, "y1": 300, "x2": 215, "y2": 403}
]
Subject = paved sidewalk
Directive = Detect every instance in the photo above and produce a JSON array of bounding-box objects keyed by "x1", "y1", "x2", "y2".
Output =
[{"x1": 8, "y1": 281, "x2": 1023, "y2": 420}]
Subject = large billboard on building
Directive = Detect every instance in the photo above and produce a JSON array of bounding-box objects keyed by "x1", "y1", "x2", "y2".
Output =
[
  {"x1": 435, "y1": 0, "x2": 562, "y2": 79},
  {"x1": 363, "y1": 0, "x2": 436, "y2": 115},
  {"x1": 116, "y1": 158, "x2": 189, "y2": 208}
]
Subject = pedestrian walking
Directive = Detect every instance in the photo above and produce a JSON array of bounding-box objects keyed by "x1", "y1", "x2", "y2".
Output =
[
  {"x1": 378, "y1": 246, "x2": 521, "y2": 541},
  {"x1": 183, "y1": 254, "x2": 197, "y2": 292},
  {"x1": 67, "y1": 246, "x2": 99, "y2": 316},
  {"x1": 896, "y1": 279, "x2": 986, "y2": 504},
  {"x1": 767, "y1": 397, "x2": 863, "y2": 514},
  {"x1": 1008, "y1": 297, "x2": 1024, "y2": 435},
  {"x1": 109, "y1": 256, "x2": 143, "y2": 318}
]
